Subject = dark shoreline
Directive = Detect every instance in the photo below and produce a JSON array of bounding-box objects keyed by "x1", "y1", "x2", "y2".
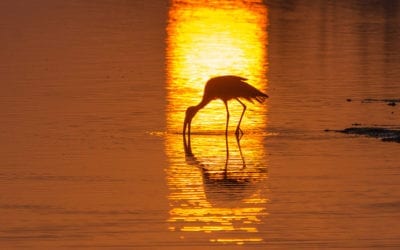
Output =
[{"x1": 332, "y1": 127, "x2": 400, "y2": 143}]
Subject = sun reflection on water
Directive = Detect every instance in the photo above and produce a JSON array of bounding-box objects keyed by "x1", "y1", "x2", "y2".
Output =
[
  {"x1": 165, "y1": 0, "x2": 269, "y2": 245},
  {"x1": 166, "y1": 0, "x2": 268, "y2": 134}
]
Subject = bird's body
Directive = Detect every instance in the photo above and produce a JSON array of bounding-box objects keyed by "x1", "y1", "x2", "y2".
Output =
[
  {"x1": 202, "y1": 75, "x2": 267, "y2": 104},
  {"x1": 183, "y1": 75, "x2": 268, "y2": 144}
]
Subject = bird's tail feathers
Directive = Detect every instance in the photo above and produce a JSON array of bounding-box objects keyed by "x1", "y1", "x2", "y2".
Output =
[
  {"x1": 255, "y1": 95, "x2": 268, "y2": 103},
  {"x1": 243, "y1": 94, "x2": 268, "y2": 103}
]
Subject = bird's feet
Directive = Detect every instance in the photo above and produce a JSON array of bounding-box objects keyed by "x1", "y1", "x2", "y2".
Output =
[{"x1": 235, "y1": 128, "x2": 244, "y2": 140}]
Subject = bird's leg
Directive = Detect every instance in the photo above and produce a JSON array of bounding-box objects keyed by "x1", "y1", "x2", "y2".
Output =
[
  {"x1": 235, "y1": 98, "x2": 246, "y2": 139},
  {"x1": 183, "y1": 127, "x2": 193, "y2": 156},
  {"x1": 224, "y1": 101, "x2": 230, "y2": 138},
  {"x1": 224, "y1": 101, "x2": 230, "y2": 164},
  {"x1": 187, "y1": 123, "x2": 191, "y2": 150}
]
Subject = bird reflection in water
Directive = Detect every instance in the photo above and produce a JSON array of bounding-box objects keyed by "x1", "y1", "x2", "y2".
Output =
[
  {"x1": 184, "y1": 121, "x2": 246, "y2": 172},
  {"x1": 183, "y1": 122, "x2": 254, "y2": 200},
  {"x1": 170, "y1": 127, "x2": 269, "y2": 244}
]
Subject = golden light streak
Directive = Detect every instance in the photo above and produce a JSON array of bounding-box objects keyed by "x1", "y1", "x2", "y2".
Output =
[{"x1": 165, "y1": 0, "x2": 269, "y2": 245}]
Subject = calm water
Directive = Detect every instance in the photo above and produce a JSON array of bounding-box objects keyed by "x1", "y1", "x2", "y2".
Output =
[{"x1": 1, "y1": 0, "x2": 400, "y2": 249}]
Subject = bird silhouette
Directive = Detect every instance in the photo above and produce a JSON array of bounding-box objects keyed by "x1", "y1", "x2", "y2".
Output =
[{"x1": 183, "y1": 75, "x2": 268, "y2": 141}]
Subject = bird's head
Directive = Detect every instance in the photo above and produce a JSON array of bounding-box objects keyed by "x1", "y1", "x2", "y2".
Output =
[{"x1": 183, "y1": 106, "x2": 199, "y2": 136}]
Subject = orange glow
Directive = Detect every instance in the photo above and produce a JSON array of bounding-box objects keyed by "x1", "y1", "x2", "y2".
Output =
[
  {"x1": 165, "y1": 0, "x2": 269, "y2": 245},
  {"x1": 166, "y1": 0, "x2": 268, "y2": 133}
]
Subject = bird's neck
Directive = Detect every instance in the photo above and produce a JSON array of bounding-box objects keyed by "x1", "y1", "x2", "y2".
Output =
[{"x1": 196, "y1": 97, "x2": 210, "y2": 110}]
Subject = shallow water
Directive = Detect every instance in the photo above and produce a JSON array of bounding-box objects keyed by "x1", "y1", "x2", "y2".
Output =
[{"x1": 1, "y1": 0, "x2": 400, "y2": 249}]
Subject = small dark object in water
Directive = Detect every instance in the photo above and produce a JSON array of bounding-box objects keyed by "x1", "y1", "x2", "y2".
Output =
[
  {"x1": 382, "y1": 137, "x2": 400, "y2": 143},
  {"x1": 337, "y1": 127, "x2": 400, "y2": 143},
  {"x1": 346, "y1": 98, "x2": 352, "y2": 102},
  {"x1": 362, "y1": 98, "x2": 400, "y2": 105}
]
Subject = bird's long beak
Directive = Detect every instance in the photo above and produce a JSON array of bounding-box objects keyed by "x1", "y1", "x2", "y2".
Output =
[
  {"x1": 183, "y1": 117, "x2": 192, "y2": 155},
  {"x1": 183, "y1": 117, "x2": 191, "y2": 140}
]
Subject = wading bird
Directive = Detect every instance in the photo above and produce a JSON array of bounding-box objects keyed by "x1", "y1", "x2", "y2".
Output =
[{"x1": 183, "y1": 75, "x2": 268, "y2": 141}]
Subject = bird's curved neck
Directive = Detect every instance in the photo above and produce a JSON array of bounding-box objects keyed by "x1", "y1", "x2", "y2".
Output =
[{"x1": 196, "y1": 97, "x2": 210, "y2": 110}]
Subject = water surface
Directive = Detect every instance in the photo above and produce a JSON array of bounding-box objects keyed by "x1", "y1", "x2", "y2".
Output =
[{"x1": 1, "y1": 0, "x2": 400, "y2": 249}]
